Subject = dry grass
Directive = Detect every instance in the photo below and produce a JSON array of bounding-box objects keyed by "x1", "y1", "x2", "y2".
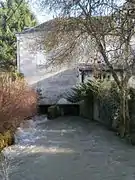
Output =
[{"x1": 0, "y1": 73, "x2": 37, "y2": 133}]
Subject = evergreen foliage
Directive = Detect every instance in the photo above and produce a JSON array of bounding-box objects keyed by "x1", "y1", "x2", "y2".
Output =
[{"x1": 0, "y1": 0, "x2": 37, "y2": 71}]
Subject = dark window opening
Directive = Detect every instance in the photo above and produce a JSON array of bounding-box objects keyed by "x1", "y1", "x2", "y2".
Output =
[
  {"x1": 107, "y1": 75, "x2": 111, "y2": 80},
  {"x1": 98, "y1": 73, "x2": 102, "y2": 79},
  {"x1": 103, "y1": 73, "x2": 106, "y2": 79},
  {"x1": 81, "y1": 71, "x2": 85, "y2": 83},
  {"x1": 94, "y1": 72, "x2": 102, "y2": 80}
]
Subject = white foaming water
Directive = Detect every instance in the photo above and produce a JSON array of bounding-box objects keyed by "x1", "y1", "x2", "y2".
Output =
[
  {"x1": 1, "y1": 115, "x2": 76, "y2": 180},
  {"x1": 0, "y1": 116, "x2": 48, "y2": 179},
  {"x1": 3, "y1": 115, "x2": 48, "y2": 157}
]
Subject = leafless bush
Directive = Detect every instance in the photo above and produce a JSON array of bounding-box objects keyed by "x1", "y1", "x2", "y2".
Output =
[{"x1": 0, "y1": 73, "x2": 37, "y2": 133}]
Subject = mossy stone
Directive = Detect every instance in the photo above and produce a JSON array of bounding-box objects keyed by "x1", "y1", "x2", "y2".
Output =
[{"x1": 0, "y1": 130, "x2": 15, "y2": 151}]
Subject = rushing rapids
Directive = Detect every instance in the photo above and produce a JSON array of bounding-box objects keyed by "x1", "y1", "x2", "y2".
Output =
[{"x1": 0, "y1": 115, "x2": 135, "y2": 180}]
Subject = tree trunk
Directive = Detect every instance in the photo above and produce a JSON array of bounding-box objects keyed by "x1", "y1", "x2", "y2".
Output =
[{"x1": 119, "y1": 89, "x2": 130, "y2": 137}]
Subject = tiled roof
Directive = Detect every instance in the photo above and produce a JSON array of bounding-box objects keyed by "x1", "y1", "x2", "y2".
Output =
[
  {"x1": 78, "y1": 63, "x2": 125, "y2": 72},
  {"x1": 16, "y1": 19, "x2": 56, "y2": 34},
  {"x1": 16, "y1": 16, "x2": 112, "y2": 35}
]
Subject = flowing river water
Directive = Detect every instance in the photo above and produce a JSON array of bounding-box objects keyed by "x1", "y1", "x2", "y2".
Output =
[{"x1": 1, "y1": 115, "x2": 135, "y2": 180}]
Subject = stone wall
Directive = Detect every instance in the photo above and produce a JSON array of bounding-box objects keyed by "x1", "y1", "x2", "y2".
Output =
[
  {"x1": 80, "y1": 98, "x2": 94, "y2": 120},
  {"x1": 80, "y1": 95, "x2": 135, "y2": 132},
  {"x1": 16, "y1": 32, "x2": 80, "y2": 104},
  {"x1": 80, "y1": 96, "x2": 116, "y2": 128}
]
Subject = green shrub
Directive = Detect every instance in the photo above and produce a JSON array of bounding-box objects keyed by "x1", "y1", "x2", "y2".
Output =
[
  {"x1": 66, "y1": 80, "x2": 100, "y2": 103},
  {"x1": 67, "y1": 80, "x2": 120, "y2": 129}
]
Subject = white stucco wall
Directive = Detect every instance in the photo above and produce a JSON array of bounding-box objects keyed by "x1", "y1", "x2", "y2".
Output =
[{"x1": 16, "y1": 31, "x2": 80, "y2": 104}]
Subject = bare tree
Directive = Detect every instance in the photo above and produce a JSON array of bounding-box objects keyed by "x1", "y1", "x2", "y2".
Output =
[{"x1": 37, "y1": 0, "x2": 135, "y2": 137}]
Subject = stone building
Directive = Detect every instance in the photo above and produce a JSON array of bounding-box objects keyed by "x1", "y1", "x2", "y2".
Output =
[
  {"x1": 16, "y1": 20, "x2": 81, "y2": 104},
  {"x1": 16, "y1": 16, "x2": 135, "y2": 105}
]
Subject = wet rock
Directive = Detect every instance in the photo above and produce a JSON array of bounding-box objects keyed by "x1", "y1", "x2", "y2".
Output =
[
  {"x1": 47, "y1": 105, "x2": 60, "y2": 119},
  {"x1": 111, "y1": 118, "x2": 119, "y2": 131},
  {"x1": 129, "y1": 133, "x2": 135, "y2": 145},
  {"x1": 56, "y1": 98, "x2": 80, "y2": 116}
]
